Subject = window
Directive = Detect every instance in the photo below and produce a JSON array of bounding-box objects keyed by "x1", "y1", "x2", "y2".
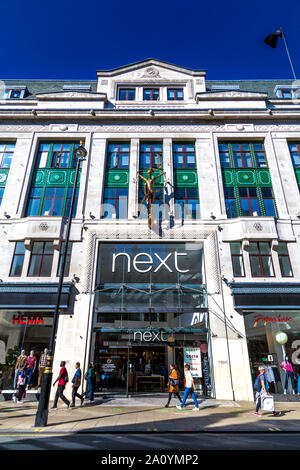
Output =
[
  {"x1": 50, "y1": 143, "x2": 73, "y2": 168},
  {"x1": 102, "y1": 188, "x2": 128, "y2": 219},
  {"x1": 219, "y1": 142, "x2": 268, "y2": 169},
  {"x1": 261, "y1": 187, "x2": 276, "y2": 216},
  {"x1": 27, "y1": 187, "x2": 43, "y2": 216},
  {"x1": 249, "y1": 242, "x2": 274, "y2": 277},
  {"x1": 0, "y1": 143, "x2": 15, "y2": 168},
  {"x1": 239, "y1": 187, "x2": 261, "y2": 216},
  {"x1": 1, "y1": 88, "x2": 25, "y2": 99},
  {"x1": 278, "y1": 242, "x2": 293, "y2": 277},
  {"x1": 28, "y1": 242, "x2": 54, "y2": 277},
  {"x1": 42, "y1": 187, "x2": 65, "y2": 216},
  {"x1": 174, "y1": 188, "x2": 200, "y2": 220},
  {"x1": 219, "y1": 143, "x2": 231, "y2": 168},
  {"x1": 57, "y1": 242, "x2": 72, "y2": 277},
  {"x1": 281, "y1": 90, "x2": 292, "y2": 99},
  {"x1": 140, "y1": 143, "x2": 163, "y2": 169},
  {"x1": 35, "y1": 142, "x2": 79, "y2": 169},
  {"x1": 143, "y1": 89, "x2": 159, "y2": 101},
  {"x1": 289, "y1": 143, "x2": 300, "y2": 168},
  {"x1": 118, "y1": 89, "x2": 135, "y2": 101},
  {"x1": 230, "y1": 242, "x2": 245, "y2": 277},
  {"x1": 0, "y1": 188, "x2": 4, "y2": 206},
  {"x1": 65, "y1": 188, "x2": 79, "y2": 218},
  {"x1": 232, "y1": 143, "x2": 253, "y2": 168},
  {"x1": 9, "y1": 242, "x2": 26, "y2": 277},
  {"x1": 107, "y1": 143, "x2": 130, "y2": 169},
  {"x1": 173, "y1": 143, "x2": 196, "y2": 169},
  {"x1": 167, "y1": 88, "x2": 183, "y2": 100},
  {"x1": 224, "y1": 187, "x2": 238, "y2": 218}
]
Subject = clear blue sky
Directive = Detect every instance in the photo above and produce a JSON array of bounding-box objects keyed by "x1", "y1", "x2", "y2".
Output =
[{"x1": 2, "y1": 0, "x2": 299, "y2": 80}]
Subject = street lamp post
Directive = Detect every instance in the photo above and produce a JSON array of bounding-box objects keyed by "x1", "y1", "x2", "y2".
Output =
[{"x1": 35, "y1": 144, "x2": 87, "y2": 427}]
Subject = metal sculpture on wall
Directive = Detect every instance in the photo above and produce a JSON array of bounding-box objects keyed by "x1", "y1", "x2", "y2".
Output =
[{"x1": 138, "y1": 168, "x2": 167, "y2": 229}]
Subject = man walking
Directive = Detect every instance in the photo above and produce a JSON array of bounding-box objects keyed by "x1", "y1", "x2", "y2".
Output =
[
  {"x1": 51, "y1": 361, "x2": 70, "y2": 410},
  {"x1": 70, "y1": 362, "x2": 84, "y2": 408},
  {"x1": 176, "y1": 364, "x2": 200, "y2": 411},
  {"x1": 254, "y1": 365, "x2": 281, "y2": 417}
]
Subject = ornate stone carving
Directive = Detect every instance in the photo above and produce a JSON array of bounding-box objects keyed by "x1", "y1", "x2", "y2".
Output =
[{"x1": 142, "y1": 67, "x2": 161, "y2": 78}]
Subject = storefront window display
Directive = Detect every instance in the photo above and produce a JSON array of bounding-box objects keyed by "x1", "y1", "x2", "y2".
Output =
[
  {"x1": 0, "y1": 311, "x2": 53, "y2": 390},
  {"x1": 90, "y1": 242, "x2": 213, "y2": 397},
  {"x1": 244, "y1": 311, "x2": 300, "y2": 394}
]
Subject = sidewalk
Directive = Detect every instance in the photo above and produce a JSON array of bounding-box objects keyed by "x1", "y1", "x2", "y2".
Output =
[{"x1": 0, "y1": 395, "x2": 300, "y2": 433}]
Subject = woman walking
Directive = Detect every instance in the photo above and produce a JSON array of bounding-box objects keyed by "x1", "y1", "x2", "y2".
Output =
[{"x1": 165, "y1": 364, "x2": 181, "y2": 408}]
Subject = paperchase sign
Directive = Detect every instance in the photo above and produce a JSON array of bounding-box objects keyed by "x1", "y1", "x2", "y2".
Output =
[{"x1": 184, "y1": 348, "x2": 202, "y2": 378}]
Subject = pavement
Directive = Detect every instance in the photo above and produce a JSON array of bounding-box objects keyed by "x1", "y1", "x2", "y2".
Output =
[{"x1": 0, "y1": 394, "x2": 300, "y2": 433}]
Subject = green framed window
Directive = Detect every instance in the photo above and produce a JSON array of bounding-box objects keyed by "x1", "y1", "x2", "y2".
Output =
[
  {"x1": 219, "y1": 142, "x2": 277, "y2": 218},
  {"x1": 26, "y1": 141, "x2": 81, "y2": 218},
  {"x1": 102, "y1": 142, "x2": 130, "y2": 219},
  {"x1": 173, "y1": 142, "x2": 199, "y2": 220}
]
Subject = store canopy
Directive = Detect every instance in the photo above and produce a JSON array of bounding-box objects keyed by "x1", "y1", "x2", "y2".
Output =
[
  {"x1": 0, "y1": 282, "x2": 73, "y2": 310},
  {"x1": 229, "y1": 282, "x2": 300, "y2": 311}
]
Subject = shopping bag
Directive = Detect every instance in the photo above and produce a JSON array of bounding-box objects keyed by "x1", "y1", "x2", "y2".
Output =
[{"x1": 261, "y1": 393, "x2": 274, "y2": 412}]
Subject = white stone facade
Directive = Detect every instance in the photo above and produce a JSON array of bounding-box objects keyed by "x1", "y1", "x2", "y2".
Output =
[{"x1": 1, "y1": 59, "x2": 300, "y2": 402}]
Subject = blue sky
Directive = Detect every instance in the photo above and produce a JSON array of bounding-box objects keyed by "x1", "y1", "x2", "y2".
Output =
[{"x1": 2, "y1": 0, "x2": 299, "y2": 80}]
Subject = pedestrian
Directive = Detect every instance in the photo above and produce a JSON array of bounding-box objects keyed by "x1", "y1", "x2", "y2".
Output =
[
  {"x1": 13, "y1": 364, "x2": 29, "y2": 404},
  {"x1": 254, "y1": 365, "x2": 281, "y2": 417},
  {"x1": 70, "y1": 362, "x2": 84, "y2": 408},
  {"x1": 81, "y1": 363, "x2": 96, "y2": 403},
  {"x1": 165, "y1": 364, "x2": 181, "y2": 408},
  {"x1": 51, "y1": 361, "x2": 70, "y2": 410},
  {"x1": 176, "y1": 364, "x2": 199, "y2": 411}
]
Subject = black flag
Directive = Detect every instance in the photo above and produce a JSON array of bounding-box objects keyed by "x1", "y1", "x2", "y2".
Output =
[{"x1": 264, "y1": 29, "x2": 283, "y2": 48}]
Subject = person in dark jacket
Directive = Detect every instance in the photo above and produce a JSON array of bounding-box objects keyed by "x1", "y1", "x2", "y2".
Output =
[{"x1": 81, "y1": 363, "x2": 96, "y2": 403}]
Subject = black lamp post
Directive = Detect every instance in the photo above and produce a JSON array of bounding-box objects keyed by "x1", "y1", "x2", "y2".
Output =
[{"x1": 35, "y1": 144, "x2": 87, "y2": 427}]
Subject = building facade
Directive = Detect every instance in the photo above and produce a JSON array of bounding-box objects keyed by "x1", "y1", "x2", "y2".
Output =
[{"x1": 0, "y1": 59, "x2": 300, "y2": 401}]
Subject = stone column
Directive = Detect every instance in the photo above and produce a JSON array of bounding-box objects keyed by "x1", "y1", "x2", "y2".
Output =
[
  {"x1": 128, "y1": 138, "x2": 139, "y2": 219},
  {"x1": 84, "y1": 137, "x2": 106, "y2": 219},
  {"x1": 196, "y1": 137, "x2": 221, "y2": 219}
]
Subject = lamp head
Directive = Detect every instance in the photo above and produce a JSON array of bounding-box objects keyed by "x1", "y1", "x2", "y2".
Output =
[{"x1": 74, "y1": 145, "x2": 87, "y2": 160}]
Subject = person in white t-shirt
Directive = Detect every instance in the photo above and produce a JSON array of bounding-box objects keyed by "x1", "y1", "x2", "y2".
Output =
[{"x1": 176, "y1": 364, "x2": 199, "y2": 411}]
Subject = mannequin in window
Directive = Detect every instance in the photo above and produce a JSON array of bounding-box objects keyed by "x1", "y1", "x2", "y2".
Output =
[
  {"x1": 14, "y1": 350, "x2": 27, "y2": 389},
  {"x1": 26, "y1": 350, "x2": 37, "y2": 389},
  {"x1": 144, "y1": 360, "x2": 152, "y2": 376},
  {"x1": 280, "y1": 356, "x2": 295, "y2": 394},
  {"x1": 38, "y1": 348, "x2": 48, "y2": 388}
]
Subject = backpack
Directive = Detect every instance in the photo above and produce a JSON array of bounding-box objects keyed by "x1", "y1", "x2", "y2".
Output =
[{"x1": 254, "y1": 373, "x2": 269, "y2": 392}]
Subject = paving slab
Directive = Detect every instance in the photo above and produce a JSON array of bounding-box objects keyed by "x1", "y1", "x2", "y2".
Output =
[{"x1": 0, "y1": 396, "x2": 300, "y2": 433}]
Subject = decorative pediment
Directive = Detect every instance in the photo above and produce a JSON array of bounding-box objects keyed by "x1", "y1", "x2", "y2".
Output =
[
  {"x1": 36, "y1": 91, "x2": 107, "y2": 101},
  {"x1": 196, "y1": 91, "x2": 268, "y2": 101}
]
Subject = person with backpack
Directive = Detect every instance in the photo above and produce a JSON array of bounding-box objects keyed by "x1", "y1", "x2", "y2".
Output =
[
  {"x1": 165, "y1": 364, "x2": 181, "y2": 408},
  {"x1": 254, "y1": 365, "x2": 281, "y2": 417},
  {"x1": 70, "y1": 362, "x2": 84, "y2": 408},
  {"x1": 176, "y1": 364, "x2": 200, "y2": 411},
  {"x1": 51, "y1": 360, "x2": 70, "y2": 410},
  {"x1": 81, "y1": 363, "x2": 95, "y2": 404}
]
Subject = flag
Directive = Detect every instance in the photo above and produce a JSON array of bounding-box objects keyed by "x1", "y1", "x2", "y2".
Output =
[{"x1": 264, "y1": 29, "x2": 283, "y2": 48}]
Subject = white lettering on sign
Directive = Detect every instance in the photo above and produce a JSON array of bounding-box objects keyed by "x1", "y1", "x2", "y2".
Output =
[
  {"x1": 112, "y1": 251, "x2": 190, "y2": 273},
  {"x1": 133, "y1": 331, "x2": 168, "y2": 342}
]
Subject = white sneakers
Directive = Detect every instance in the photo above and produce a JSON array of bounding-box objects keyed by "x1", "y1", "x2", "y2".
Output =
[
  {"x1": 12, "y1": 396, "x2": 17, "y2": 402},
  {"x1": 176, "y1": 405, "x2": 199, "y2": 411},
  {"x1": 17, "y1": 401, "x2": 23, "y2": 404},
  {"x1": 284, "y1": 390, "x2": 287, "y2": 394}
]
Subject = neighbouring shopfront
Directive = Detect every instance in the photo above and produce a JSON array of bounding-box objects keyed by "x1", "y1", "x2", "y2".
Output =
[
  {"x1": 90, "y1": 242, "x2": 213, "y2": 397},
  {"x1": 0, "y1": 282, "x2": 73, "y2": 389},
  {"x1": 230, "y1": 282, "x2": 300, "y2": 395}
]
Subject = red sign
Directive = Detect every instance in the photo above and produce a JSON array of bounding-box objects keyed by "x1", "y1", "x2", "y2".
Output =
[
  {"x1": 253, "y1": 314, "x2": 292, "y2": 327},
  {"x1": 11, "y1": 314, "x2": 44, "y2": 325}
]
